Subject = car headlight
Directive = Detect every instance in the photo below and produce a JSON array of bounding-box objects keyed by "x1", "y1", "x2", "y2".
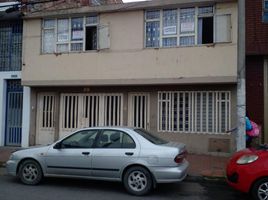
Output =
[{"x1": 236, "y1": 155, "x2": 258, "y2": 164}]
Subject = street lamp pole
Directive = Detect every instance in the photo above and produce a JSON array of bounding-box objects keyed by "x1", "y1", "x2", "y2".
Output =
[{"x1": 236, "y1": 0, "x2": 246, "y2": 151}]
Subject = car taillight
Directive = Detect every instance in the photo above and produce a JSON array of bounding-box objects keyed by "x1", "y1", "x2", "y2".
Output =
[{"x1": 174, "y1": 151, "x2": 187, "y2": 163}]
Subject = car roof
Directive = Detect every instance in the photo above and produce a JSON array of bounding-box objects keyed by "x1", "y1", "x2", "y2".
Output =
[{"x1": 78, "y1": 126, "x2": 138, "y2": 131}]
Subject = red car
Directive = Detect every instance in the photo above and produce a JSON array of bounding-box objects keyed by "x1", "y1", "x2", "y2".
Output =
[{"x1": 226, "y1": 145, "x2": 268, "y2": 200}]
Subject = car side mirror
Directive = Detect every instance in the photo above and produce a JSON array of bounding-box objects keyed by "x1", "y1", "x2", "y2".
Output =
[{"x1": 53, "y1": 142, "x2": 62, "y2": 149}]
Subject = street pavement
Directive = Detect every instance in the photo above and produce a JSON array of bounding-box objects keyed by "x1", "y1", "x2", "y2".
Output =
[{"x1": 0, "y1": 167, "x2": 250, "y2": 200}]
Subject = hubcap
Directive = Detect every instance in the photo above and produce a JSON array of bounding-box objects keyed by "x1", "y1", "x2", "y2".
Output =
[
  {"x1": 258, "y1": 182, "x2": 268, "y2": 200},
  {"x1": 128, "y1": 171, "x2": 147, "y2": 192},
  {"x1": 22, "y1": 164, "x2": 38, "y2": 182}
]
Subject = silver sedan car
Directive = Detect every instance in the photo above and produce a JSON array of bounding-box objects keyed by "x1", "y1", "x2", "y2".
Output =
[{"x1": 6, "y1": 127, "x2": 189, "y2": 195}]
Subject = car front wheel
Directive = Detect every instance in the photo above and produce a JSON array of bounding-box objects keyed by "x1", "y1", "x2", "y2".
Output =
[
  {"x1": 252, "y1": 177, "x2": 268, "y2": 200},
  {"x1": 18, "y1": 159, "x2": 43, "y2": 185},
  {"x1": 123, "y1": 166, "x2": 153, "y2": 196}
]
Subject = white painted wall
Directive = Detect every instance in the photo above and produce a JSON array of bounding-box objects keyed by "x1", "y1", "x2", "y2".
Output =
[{"x1": 21, "y1": 87, "x2": 30, "y2": 147}]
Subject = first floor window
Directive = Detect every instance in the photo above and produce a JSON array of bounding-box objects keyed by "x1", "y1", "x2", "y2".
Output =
[{"x1": 158, "y1": 91, "x2": 231, "y2": 134}]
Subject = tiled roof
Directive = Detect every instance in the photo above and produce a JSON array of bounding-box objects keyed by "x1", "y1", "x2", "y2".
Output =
[{"x1": 23, "y1": 0, "x2": 123, "y2": 13}]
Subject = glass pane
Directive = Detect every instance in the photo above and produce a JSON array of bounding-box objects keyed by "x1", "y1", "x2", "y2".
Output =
[
  {"x1": 198, "y1": 6, "x2": 213, "y2": 15},
  {"x1": 265, "y1": 1, "x2": 268, "y2": 9},
  {"x1": 43, "y1": 29, "x2": 55, "y2": 53},
  {"x1": 57, "y1": 44, "x2": 68, "y2": 52},
  {"x1": 145, "y1": 10, "x2": 160, "y2": 20},
  {"x1": 122, "y1": 134, "x2": 136, "y2": 148},
  {"x1": 86, "y1": 16, "x2": 98, "y2": 24},
  {"x1": 134, "y1": 129, "x2": 168, "y2": 144},
  {"x1": 71, "y1": 18, "x2": 84, "y2": 41},
  {"x1": 180, "y1": 36, "x2": 195, "y2": 46},
  {"x1": 57, "y1": 19, "x2": 69, "y2": 42},
  {"x1": 61, "y1": 130, "x2": 98, "y2": 148},
  {"x1": 43, "y1": 19, "x2": 55, "y2": 28},
  {"x1": 96, "y1": 130, "x2": 122, "y2": 148},
  {"x1": 163, "y1": 9, "x2": 177, "y2": 36},
  {"x1": 163, "y1": 37, "x2": 177, "y2": 47},
  {"x1": 146, "y1": 21, "x2": 160, "y2": 47},
  {"x1": 180, "y1": 8, "x2": 195, "y2": 34},
  {"x1": 71, "y1": 43, "x2": 83, "y2": 51},
  {"x1": 263, "y1": 11, "x2": 268, "y2": 22}
]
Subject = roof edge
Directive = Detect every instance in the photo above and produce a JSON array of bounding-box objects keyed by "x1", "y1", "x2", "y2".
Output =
[{"x1": 23, "y1": 0, "x2": 237, "y2": 19}]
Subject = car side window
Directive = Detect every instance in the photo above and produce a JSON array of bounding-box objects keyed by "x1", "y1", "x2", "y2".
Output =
[
  {"x1": 61, "y1": 130, "x2": 98, "y2": 148},
  {"x1": 96, "y1": 130, "x2": 136, "y2": 149}
]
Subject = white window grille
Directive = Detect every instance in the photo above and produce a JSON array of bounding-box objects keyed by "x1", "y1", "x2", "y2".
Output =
[
  {"x1": 145, "y1": 6, "x2": 232, "y2": 48},
  {"x1": 61, "y1": 94, "x2": 79, "y2": 129},
  {"x1": 158, "y1": 91, "x2": 231, "y2": 134},
  {"x1": 128, "y1": 93, "x2": 150, "y2": 129},
  {"x1": 103, "y1": 94, "x2": 123, "y2": 126},
  {"x1": 60, "y1": 93, "x2": 123, "y2": 131},
  {"x1": 41, "y1": 95, "x2": 56, "y2": 128},
  {"x1": 82, "y1": 95, "x2": 100, "y2": 127}
]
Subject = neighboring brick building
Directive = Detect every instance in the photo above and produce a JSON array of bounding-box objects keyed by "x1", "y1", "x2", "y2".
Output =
[{"x1": 246, "y1": 0, "x2": 268, "y2": 143}]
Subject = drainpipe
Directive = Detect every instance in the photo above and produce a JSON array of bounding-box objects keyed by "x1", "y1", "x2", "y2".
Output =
[{"x1": 236, "y1": 0, "x2": 246, "y2": 151}]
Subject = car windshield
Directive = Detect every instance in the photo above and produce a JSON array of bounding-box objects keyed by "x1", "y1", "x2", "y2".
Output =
[{"x1": 134, "y1": 129, "x2": 168, "y2": 145}]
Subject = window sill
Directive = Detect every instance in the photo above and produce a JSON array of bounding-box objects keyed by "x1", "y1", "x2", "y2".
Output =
[
  {"x1": 144, "y1": 42, "x2": 233, "y2": 50},
  {"x1": 41, "y1": 50, "x2": 99, "y2": 55}
]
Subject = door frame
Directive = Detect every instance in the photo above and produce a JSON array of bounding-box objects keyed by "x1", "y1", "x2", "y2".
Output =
[
  {"x1": 36, "y1": 92, "x2": 58, "y2": 145},
  {"x1": 5, "y1": 79, "x2": 23, "y2": 146}
]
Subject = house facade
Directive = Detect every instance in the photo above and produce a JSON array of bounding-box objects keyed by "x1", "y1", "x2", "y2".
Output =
[
  {"x1": 0, "y1": 2, "x2": 30, "y2": 147},
  {"x1": 246, "y1": 0, "x2": 268, "y2": 143},
  {"x1": 22, "y1": 0, "x2": 238, "y2": 154}
]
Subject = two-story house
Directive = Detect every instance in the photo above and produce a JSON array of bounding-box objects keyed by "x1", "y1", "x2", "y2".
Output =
[
  {"x1": 0, "y1": 1, "x2": 28, "y2": 147},
  {"x1": 246, "y1": 0, "x2": 268, "y2": 144},
  {"x1": 21, "y1": 0, "x2": 238, "y2": 154}
]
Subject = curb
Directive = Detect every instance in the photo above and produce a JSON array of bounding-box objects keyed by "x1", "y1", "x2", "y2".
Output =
[{"x1": 186, "y1": 175, "x2": 226, "y2": 183}]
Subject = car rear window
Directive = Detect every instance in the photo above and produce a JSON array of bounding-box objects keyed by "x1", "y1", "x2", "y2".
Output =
[{"x1": 134, "y1": 129, "x2": 168, "y2": 145}]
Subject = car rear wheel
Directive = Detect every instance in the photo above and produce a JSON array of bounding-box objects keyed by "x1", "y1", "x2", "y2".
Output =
[
  {"x1": 123, "y1": 166, "x2": 153, "y2": 196},
  {"x1": 252, "y1": 177, "x2": 268, "y2": 200},
  {"x1": 18, "y1": 160, "x2": 43, "y2": 185}
]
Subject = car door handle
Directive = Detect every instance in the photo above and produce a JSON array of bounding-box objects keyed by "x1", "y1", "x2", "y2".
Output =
[
  {"x1": 125, "y1": 152, "x2": 134, "y2": 156},
  {"x1": 82, "y1": 152, "x2": 90, "y2": 155}
]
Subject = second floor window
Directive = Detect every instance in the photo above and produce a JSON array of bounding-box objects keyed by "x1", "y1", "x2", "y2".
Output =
[
  {"x1": 42, "y1": 16, "x2": 101, "y2": 53},
  {"x1": 145, "y1": 6, "x2": 231, "y2": 48},
  {"x1": 0, "y1": 21, "x2": 22, "y2": 71},
  {"x1": 264, "y1": 0, "x2": 268, "y2": 22}
]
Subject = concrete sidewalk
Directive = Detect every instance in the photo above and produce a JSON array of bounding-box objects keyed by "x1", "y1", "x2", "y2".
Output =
[{"x1": 0, "y1": 146, "x2": 229, "y2": 179}]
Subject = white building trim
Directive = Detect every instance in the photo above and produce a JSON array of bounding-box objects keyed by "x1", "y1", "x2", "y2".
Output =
[{"x1": 22, "y1": 87, "x2": 30, "y2": 147}]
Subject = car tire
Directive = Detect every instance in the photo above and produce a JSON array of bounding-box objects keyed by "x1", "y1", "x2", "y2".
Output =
[
  {"x1": 18, "y1": 159, "x2": 43, "y2": 185},
  {"x1": 252, "y1": 177, "x2": 268, "y2": 200},
  {"x1": 123, "y1": 166, "x2": 153, "y2": 196}
]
